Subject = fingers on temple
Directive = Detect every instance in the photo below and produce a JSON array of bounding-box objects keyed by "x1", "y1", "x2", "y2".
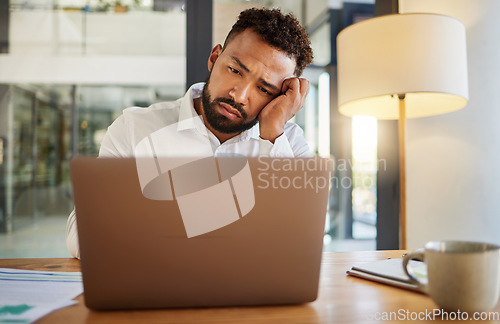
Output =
[
  {"x1": 297, "y1": 78, "x2": 310, "y2": 107},
  {"x1": 282, "y1": 77, "x2": 310, "y2": 109}
]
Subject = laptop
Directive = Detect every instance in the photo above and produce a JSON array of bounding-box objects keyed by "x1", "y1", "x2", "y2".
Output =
[{"x1": 71, "y1": 156, "x2": 333, "y2": 310}]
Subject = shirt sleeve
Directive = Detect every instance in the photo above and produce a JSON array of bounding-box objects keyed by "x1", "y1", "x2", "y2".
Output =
[
  {"x1": 98, "y1": 113, "x2": 134, "y2": 157},
  {"x1": 259, "y1": 123, "x2": 312, "y2": 158},
  {"x1": 66, "y1": 111, "x2": 134, "y2": 258}
]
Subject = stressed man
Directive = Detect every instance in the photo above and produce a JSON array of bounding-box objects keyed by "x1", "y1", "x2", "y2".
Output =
[{"x1": 66, "y1": 7, "x2": 314, "y2": 258}]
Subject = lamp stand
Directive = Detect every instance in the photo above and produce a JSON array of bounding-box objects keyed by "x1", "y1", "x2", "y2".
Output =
[{"x1": 398, "y1": 94, "x2": 407, "y2": 250}]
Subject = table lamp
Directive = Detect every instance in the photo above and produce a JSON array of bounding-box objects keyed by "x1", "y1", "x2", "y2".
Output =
[{"x1": 336, "y1": 13, "x2": 469, "y2": 249}]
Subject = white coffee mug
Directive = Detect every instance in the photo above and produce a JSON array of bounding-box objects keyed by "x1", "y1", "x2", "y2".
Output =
[{"x1": 403, "y1": 240, "x2": 500, "y2": 313}]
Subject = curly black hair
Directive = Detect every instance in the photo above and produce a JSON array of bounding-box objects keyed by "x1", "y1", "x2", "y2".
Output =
[{"x1": 223, "y1": 8, "x2": 313, "y2": 77}]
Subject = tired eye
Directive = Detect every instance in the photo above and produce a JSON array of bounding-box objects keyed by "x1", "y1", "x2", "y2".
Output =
[
  {"x1": 229, "y1": 67, "x2": 240, "y2": 74},
  {"x1": 259, "y1": 86, "x2": 272, "y2": 95}
]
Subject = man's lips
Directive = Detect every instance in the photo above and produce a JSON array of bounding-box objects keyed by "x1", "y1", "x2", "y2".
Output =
[{"x1": 218, "y1": 102, "x2": 242, "y2": 119}]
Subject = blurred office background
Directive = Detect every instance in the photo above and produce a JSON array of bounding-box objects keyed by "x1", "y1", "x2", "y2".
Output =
[{"x1": 0, "y1": 0, "x2": 381, "y2": 258}]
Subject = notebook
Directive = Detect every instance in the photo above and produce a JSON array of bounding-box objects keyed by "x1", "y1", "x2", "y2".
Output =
[
  {"x1": 347, "y1": 258, "x2": 428, "y2": 293},
  {"x1": 71, "y1": 156, "x2": 333, "y2": 310}
]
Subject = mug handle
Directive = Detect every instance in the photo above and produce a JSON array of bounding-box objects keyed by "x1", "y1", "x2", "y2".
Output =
[{"x1": 402, "y1": 248, "x2": 428, "y2": 294}]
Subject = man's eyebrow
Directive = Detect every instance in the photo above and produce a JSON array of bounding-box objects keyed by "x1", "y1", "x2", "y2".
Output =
[
  {"x1": 231, "y1": 56, "x2": 280, "y2": 93},
  {"x1": 260, "y1": 79, "x2": 280, "y2": 93},
  {"x1": 231, "y1": 56, "x2": 250, "y2": 72}
]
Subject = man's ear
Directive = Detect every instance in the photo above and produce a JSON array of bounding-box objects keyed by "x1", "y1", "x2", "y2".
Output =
[{"x1": 208, "y1": 44, "x2": 223, "y2": 72}]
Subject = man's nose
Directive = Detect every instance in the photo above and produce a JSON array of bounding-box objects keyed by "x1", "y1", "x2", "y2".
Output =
[{"x1": 228, "y1": 81, "x2": 250, "y2": 105}]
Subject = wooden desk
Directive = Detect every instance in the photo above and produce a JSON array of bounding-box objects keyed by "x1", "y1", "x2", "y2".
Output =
[{"x1": 2, "y1": 251, "x2": 499, "y2": 323}]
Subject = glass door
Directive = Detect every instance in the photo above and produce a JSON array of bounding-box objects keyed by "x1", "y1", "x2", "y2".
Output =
[{"x1": 10, "y1": 86, "x2": 73, "y2": 229}]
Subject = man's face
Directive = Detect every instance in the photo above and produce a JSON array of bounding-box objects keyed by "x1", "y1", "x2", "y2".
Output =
[
  {"x1": 202, "y1": 72, "x2": 255, "y2": 134},
  {"x1": 201, "y1": 29, "x2": 296, "y2": 135}
]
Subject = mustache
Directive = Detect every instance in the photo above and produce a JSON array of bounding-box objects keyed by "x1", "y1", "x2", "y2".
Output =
[{"x1": 213, "y1": 97, "x2": 247, "y2": 119}]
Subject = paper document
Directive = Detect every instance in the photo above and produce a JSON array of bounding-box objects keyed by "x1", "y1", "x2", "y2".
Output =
[
  {"x1": 0, "y1": 268, "x2": 83, "y2": 323},
  {"x1": 346, "y1": 258, "x2": 427, "y2": 293}
]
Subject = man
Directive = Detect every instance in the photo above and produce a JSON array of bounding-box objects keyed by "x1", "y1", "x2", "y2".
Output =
[{"x1": 66, "y1": 7, "x2": 314, "y2": 258}]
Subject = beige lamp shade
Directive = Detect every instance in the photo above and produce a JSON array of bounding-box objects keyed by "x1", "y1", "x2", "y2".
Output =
[{"x1": 337, "y1": 13, "x2": 469, "y2": 119}]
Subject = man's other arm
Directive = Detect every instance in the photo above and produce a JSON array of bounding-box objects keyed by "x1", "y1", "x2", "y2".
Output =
[{"x1": 66, "y1": 115, "x2": 131, "y2": 258}]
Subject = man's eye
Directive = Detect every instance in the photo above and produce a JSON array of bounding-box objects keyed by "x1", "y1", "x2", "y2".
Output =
[
  {"x1": 259, "y1": 87, "x2": 271, "y2": 95},
  {"x1": 229, "y1": 67, "x2": 239, "y2": 74}
]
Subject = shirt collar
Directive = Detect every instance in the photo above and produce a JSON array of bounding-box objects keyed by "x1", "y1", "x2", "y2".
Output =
[
  {"x1": 177, "y1": 82, "x2": 206, "y2": 133},
  {"x1": 240, "y1": 123, "x2": 261, "y2": 141}
]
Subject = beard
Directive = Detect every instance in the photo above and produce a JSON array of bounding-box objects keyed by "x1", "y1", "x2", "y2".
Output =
[{"x1": 201, "y1": 78, "x2": 258, "y2": 134}]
